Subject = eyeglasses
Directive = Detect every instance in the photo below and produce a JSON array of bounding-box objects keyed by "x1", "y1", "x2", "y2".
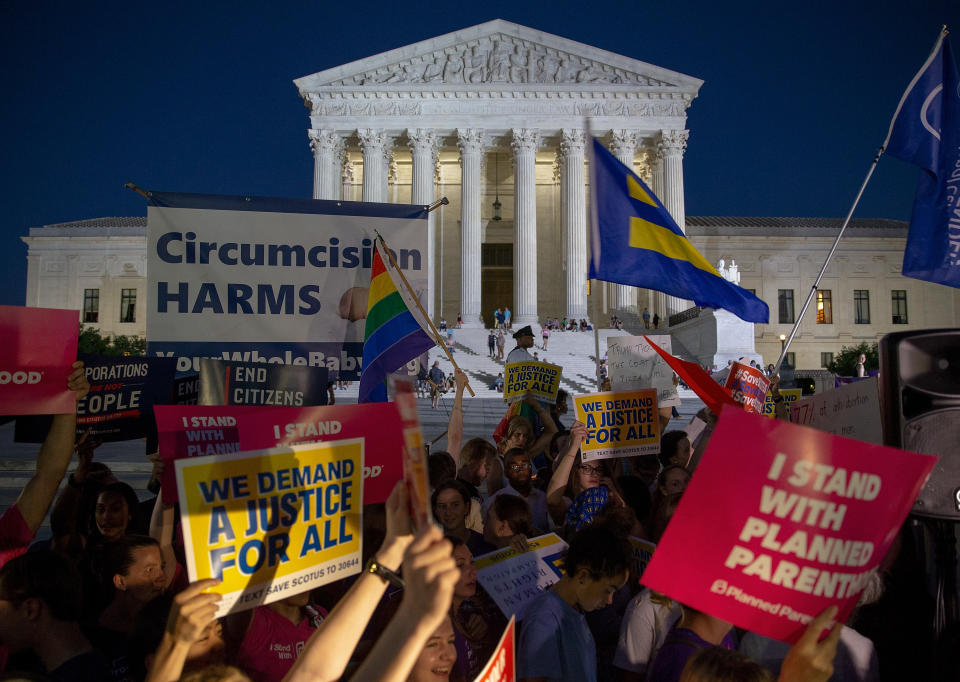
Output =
[
  {"x1": 507, "y1": 462, "x2": 531, "y2": 472},
  {"x1": 578, "y1": 464, "x2": 602, "y2": 476}
]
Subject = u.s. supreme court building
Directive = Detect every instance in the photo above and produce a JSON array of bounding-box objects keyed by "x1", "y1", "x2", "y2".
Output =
[{"x1": 22, "y1": 20, "x2": 960, "y2": 368}]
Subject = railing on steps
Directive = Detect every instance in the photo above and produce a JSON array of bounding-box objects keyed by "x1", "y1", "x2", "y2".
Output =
[{"x1": 668, "y1": 306, "x2": 704, "y2": 328}]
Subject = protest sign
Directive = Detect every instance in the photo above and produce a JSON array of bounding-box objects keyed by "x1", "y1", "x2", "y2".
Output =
[
  {"x1": 643, "y1": 336, "x2": 738, "y2": 416},
  {"x1": 390, "y1": 376, "x2": 431, "y2": 531},
  {"x1": 790, "y1": 378, "x2": 882, "y2": 445},
  {"x1": 15, "y1": 355, "x2": 177, "y2": 443},
  {"x1": 474, "y1": 533, "x2": 568, "y2": 620},
  {"x1": 198, "y1": 359, "x2": 329, "y2": 407},
  {"x1": 641, "y1": 407, "x2": 935, "y2": 643},
  {"x1": 629, "y1": 536, "x2": 656, "y2": 582},
  {"x1": 173, "y1": 374, "x2": 199, "y2": 405},
  {"x1": 607, "y1": 335, "x2": 680, "y2": 408},
  {"x1": 176, "y1": 440, "x2": 362, "y2": 616},
  {"x1": 146, "y1": 192, "x2": 427, "y2": 381},
  {"x1": 761, "y1": 389, "x2": 802, "y2": 418},
  {"x1": 473, "y1": 617, "x2": 516, "y2": 682},
  {"x1": 0, "y1": 305, "x2": 79, "y2": 416},
  {"x1": 503, "y1": 361, "x2": 562, "y2": 403},
  {"x1": 574, "y1": 390, "x2": 660, "y2": 461},
  {"x1": 155, "y1": 402, "x2": 402, "y2": 505},
  {"x1": 725, "y1": 362, "x2": 771, "y2": 414}
]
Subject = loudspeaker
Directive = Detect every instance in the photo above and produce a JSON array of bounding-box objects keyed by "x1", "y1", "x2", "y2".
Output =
[{"x1": 879, "y1": 328, "x2": 960, "y2": 519}]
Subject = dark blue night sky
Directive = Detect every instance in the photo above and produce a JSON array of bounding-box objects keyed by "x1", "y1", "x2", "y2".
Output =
[{"x1": 1, "y1": 1, "x2": 956, "y2": 305}]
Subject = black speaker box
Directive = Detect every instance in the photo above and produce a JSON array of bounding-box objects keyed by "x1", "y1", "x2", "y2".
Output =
[{"x1": 879, "y1": 328, "x2": 960, "y2": 519}]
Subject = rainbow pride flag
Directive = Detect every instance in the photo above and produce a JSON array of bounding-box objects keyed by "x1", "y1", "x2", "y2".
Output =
[{"x1": 358, "y1": 238, "x2": 436, "y2": 402}]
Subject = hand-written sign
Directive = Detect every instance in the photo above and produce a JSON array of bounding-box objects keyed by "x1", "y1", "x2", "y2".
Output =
[
  {"x1": 607, "y1": 335, "x2": 680, "y2": 408},
  {"x1": 503, "y1": 361, "x2": 562, "y2": 403},
  {"x1": 175, "y1": 440, "x2": 363, "y2": 616},
  {"x1": 155, "y1": 403, "x2": 403, "y2": 505},
  {"x1": 473, "y1": 616, "x2": 516, "y2": 682},
  {"x1": 761, "y1": 389, "x2": 803, "y2": 418},
  {"x1": 641, "y1": 407, "x2": 935, "y2": 644},
  {"x1": 725, "y1": 363, "x2": 770, "y2": 414},
  {"x1": 789, "y1": 378, "x2": 882, "y2": 445},
  {"x1": 474, "y1": 533, "x2": 568, "y2": 620},
  {"x1": 574, "y1": 390, "x2": 660, "y2": 461}
]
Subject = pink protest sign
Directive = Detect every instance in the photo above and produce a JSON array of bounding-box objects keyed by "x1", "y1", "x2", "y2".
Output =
[
  {"x1": 0, "y1": 305, "x2": 79, "y2": 415},
  {"x1": 155, "y1": 403, "x2": 404, "y2": 505},
  {"x1": 641, "y1": 406, "x2": 935, "y2": 644},
  {"x1": 724, "y1": 362, "x2": 770, "y2": 414}
]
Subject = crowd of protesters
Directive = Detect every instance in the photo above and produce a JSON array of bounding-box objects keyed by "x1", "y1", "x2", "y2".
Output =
[{"x1": 0, "y1": 351, "x2": 936, "y2": 682}]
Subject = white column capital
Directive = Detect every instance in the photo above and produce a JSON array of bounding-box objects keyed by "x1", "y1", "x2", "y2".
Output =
[
  {"x1": 308, "y1": 129, "x2": 339, "y2": 155},
  {"x1": 560, "y1": 128, "x2": 586, "y2": 155},
  {"x1": 510, "y1": 128, "x2": 541, "y2": 155},
  {"x1": 659, "y1": 129, "x2": 689, "y2": 157},
  {"x1": 357, "y1": 128, "x2": 388, "y2": 153},
  {"x1": 407, "y1": 128, "x2": 439, "y2": 156},
  {"x1": 456, "y1": 128, "x2": 486, "y2": 154},
  {"x1": 609, "y1": 129, "x2": 638, "y2": 158}
]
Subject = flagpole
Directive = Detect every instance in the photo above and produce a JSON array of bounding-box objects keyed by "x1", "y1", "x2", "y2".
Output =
[
  {"x1": 773, "y1": 149, "x2": 884, "y2": 374},
  {"x1": 376, "y1": 233, "x2": 475, "y2": 397}
]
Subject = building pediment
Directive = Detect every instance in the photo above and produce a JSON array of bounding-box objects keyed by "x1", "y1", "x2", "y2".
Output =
[{"x1": 294, "y1": 20, "x2": 702, "y2": 94}]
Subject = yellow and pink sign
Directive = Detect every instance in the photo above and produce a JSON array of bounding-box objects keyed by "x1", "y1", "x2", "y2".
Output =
[{"x1": 574, "y1": 390, "x2": 660, "y2": 461}]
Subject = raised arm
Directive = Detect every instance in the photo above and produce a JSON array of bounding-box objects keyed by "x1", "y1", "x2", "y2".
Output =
[
  {"x1": 149, "y1": 488, "x2": 180, "y2": 589},
  {"x1": 523, "y1": 396, "x2": 558, "y2": 459},
  {"x1": 447, "y1": 369, "x2": 469, "y2": 466},
  {"x1": 348, "y1": 526, "x2": 458, "y2": 682},
  {"x1": 283, "y1": 481, "x2": 414, "y2": 682},
  {"x1": 546, "y1": 421, "x2": 586, "y2": 506},
  {"x1": 145, "y1": 578, "x2": 222, "y2": 682},
  {"x1": 17, "y1": 361, "x2": 90, "y2": 535}
]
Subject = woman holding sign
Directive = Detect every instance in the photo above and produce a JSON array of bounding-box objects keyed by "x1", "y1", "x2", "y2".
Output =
[{"x1": 546, "y1": 422, "x2": 612, "y2": 527}]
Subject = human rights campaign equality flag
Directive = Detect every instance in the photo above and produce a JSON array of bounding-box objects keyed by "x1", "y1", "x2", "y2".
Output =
[
  {"x1": 884, "y1": 31, "x2": 960, "y2": 289},
  {"x1": 588, "y1": 138, "x2": 769, "y2": 323}
]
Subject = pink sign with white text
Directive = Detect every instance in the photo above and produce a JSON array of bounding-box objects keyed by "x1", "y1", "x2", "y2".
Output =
[
  {"x1": 641, "y1": 407, "x2": 935, "y2": 643},
  {"x1": 0, "y1": 305, "x2": 79, "y2": 415},
  {"x1": 155, "y1": 403, "x2": 404, "y2": 505}
]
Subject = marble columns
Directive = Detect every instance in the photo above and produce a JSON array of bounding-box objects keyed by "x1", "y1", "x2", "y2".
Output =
[
  {"x1": 660, "y1": 129, "x2": 690, "y2": 319},
  {"x1": 609, "y1": 130, "x2": 639, "y2": 313},
  {"x1": 457, "y1": 129, "x2": 485, "y2": 328},
  {"x1": 357, "y1": 128, "x2": 390, "y2": 203},
  {"x1": 308, "y1": 130, "x2": 341, "y2": 200},
  {"x1": 408, "y1": 129, "x2": 439, "y2": 320},
  {"x1": 512, "y1": 128, "x2": 540, "y2": 326},
  {"x1": 560, "y1": 129, "x2": 588, "y2": 322}
]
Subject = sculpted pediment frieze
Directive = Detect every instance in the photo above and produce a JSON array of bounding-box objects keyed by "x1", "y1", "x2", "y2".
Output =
[{"x1": 324, "y1": 34, "x2": 676, "y2": 87}]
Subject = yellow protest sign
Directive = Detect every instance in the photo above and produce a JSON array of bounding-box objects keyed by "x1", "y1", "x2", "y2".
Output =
[
  {"x1": 176, "y1": 439, "x2": 363, "y2": 615},
  {"x1": 761, "y1": 388, "x2": 802, "y2": 417},
  {"x1": 503, "y1": 361, "x2": 563, "y2": 403},
  {"x1": 574, "y1": 390, "x2": 660, "y2": 461}
]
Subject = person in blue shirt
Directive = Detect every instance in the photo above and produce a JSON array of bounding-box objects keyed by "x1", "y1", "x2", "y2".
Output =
[{"x1": 518, "y1": 522, "x2": 633, "y2": 682}]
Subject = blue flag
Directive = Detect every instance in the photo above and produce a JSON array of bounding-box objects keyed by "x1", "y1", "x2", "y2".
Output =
[
  {"x1": 884, "y1": 32, "x2": 960, "y2": 289},
  {"x1": 588, "y1": 137, "x2": 769, "y2": 323}
]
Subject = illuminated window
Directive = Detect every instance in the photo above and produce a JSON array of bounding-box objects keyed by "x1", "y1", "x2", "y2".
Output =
[
  {"x1": 816, "y1": 290, "x2": 832, "y2": 324},
  {"x1": 83, "y1": 289, "x2": 99, "y2": 323},
  {"x1": 120, "y1": 289, "x2": 136, "y2": 323},
  {"x1": 854, "y1": 290, "x2": 870, "y2": 324},
  {"x1": 892, "y1": 290, "x2": 908, "y2": 324},
  {"x1": 778, "y1": 290, "x2": 794, "y2": 324}
]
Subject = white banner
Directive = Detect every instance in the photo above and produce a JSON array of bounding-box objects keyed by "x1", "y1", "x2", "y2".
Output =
[
  {"x1": 147, "y1": 193, "x2": 427, "y2": 379},
  {"x1": 607, "y1": 334, "x2": 680, "y2": 408},
  {"x1": 789, "y1": 377, "x2": 882, "y2": 444}
]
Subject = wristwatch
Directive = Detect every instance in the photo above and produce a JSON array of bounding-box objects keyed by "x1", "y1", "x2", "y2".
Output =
[{"x1": 364, "y1": 557, "x2": 405, "y2": 588}]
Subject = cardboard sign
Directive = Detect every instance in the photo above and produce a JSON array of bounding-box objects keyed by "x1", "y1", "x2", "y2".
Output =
[
  {"x1": 0, "y1": 305, "x2": 79, "y2": 415},
  {"x1": 790, "y1": 378, "x2": 882, "y2": 445},
  {"x1": 390, "y1": 376, "x2": 431, "y2": 531},
  {"x1": 643, "y1": 336, "x2": 738, "y2": 416},
  {"x1": 146, "y1": 192, "x2": 427, "y2": 381},
  {"x1": 629, "y1": 536, "x2": 657, "y2": 580},
  {"x1": 503, "y1": 361, "x2": 562, "y2": 403},
  {"x1": 474, "y1": 533, "x2": 568, "y2": 620},
  {"x1": 607, "y1": 335, "x2": 681, "y2": 408},
  {"x1": 155, "y1": 403, "x2": 403, "y2": 505},
  {"x1": 761, "y1": 389, "x2": 803, "y2": 418},
  {"x1": 473, "y1": 616, "x2": 516, "y2": 682},
  {"x1": 16, "y1": 355, "x2": 177, "y2": 443},
  {"x1": 725, "y1": 362, "x2": 771, "y2": 413},
  {"x1": 198, "y1": 359, "x2": 329, "y2": 407},
  {"x1": 574, "y1": 390, "x2": 660, "y2": 461},
  {"x1": 176, "y1": 440, "x2": 362, "y2": 616},
  {"x1": 641, "y1": 407, "x2": 935, "y2": 644}
]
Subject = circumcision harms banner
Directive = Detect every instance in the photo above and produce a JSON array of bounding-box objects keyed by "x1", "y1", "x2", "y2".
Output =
[
  {"x1": 0, "y1": 305, "x2": 79, "y2": 415},
  {"x1": 146, "y1": 192, "x2": 427, "y2": 381},
  {"x1": 641, "y1": 407, "x2": 935, "y2": 644},
  {"x1": 154, "y1": 402, "x2": 403, "y2": 506},
  {"x1": 176, "y1": 440, "x2": 362, "y2": 616},
  {"x1": 574, "y1": 390, "x2": 660, "y2": 461}
]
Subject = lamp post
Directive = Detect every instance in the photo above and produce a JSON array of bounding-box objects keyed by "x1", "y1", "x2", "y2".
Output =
[{"x1": 779, "y1": 333, "x2": 786, "y2": 351}]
